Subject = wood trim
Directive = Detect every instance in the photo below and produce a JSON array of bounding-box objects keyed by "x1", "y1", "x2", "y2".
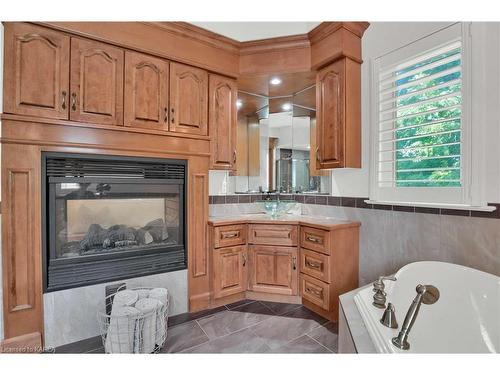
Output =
[
  {"x1": 239, "y1": 34, "x2": 310, "y2": 55},
  {"x1": 308, "y1": 22, "x2": 369, "y2": 44}
]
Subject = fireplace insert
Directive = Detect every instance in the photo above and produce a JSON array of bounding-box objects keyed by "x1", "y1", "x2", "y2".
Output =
[{"x1": 42, "y1": 153, "x2": 187, "y2": 292}]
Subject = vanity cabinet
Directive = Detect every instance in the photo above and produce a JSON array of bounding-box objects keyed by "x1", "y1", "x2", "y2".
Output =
[
  {"x1": 209, "y1": 74, "x2": 238, "y2": 170},
  {"x1": 248, "y1": 245, "x2": 298, "y2": 296},
  {"x1": 3, "y1": 23, "x2": 70, "y2": 120},
  {"x1": 316, "y1": 57, "x2": 361, "y2": 169},
  {"x1": 169, "y1": 62, "x2": 208, "y2": 136},
  {"x1": 124, "y1": 51, "x2": 169, "y2": 130},
  {"x1": 213, "y1": 245, "x2": 248, "y2": 299},
  {"x1": 70, "y1": 37, "x2": 124, "y2": 126}
]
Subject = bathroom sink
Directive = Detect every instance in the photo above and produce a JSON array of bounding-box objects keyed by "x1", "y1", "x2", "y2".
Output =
[{"x1": 256, "y1": 200, "x2": 296, "y2": 218}]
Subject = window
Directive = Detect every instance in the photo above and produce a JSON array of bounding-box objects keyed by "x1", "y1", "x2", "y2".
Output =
[{"x1": 371, "y1": 23, "x2": 472, "y2": 205}]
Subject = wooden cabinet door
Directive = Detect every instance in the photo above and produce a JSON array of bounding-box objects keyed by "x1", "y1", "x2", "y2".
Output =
[
  {"x1": 169, "y1": 62, "x2": 208, "y2": 135},
  {"x1": 124, "y1": 51, "x2": 169, "y2": 130},
  {"x1": 248, "y1": 245, "x2": 298, "y2": 296},
  {"x1": 316, "y1": 58, "x2": 345, "y2": 169},
  {"x1": 3, "y1": 23, "x2": 70, "y2": 119},
  {"x1": 213, "y1": 246, "x2": 248, "y2": 299},
  {"x1": 209, "y1": 74, "x2": 237, "y2": 170},
  {"x1": 70, "y1": 37, "x2": 124, "y2": 125}
]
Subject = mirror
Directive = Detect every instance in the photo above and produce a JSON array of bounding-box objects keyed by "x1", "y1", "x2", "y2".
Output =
[{"x1": 230, "y1": 72, "x2": 330, "y2": 195}]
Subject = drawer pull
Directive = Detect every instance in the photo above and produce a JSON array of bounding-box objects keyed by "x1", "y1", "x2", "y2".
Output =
[
  {"x1": 71, "y1": 92, "x2": 77, "y2": 111},
  {"x1": 61, "y1": 91, "x2": 67, "y2": 109},
  {"x1": 292, "y1": 256, "x2": 296, "y2": 270},
  {"x1": 242, "y1": 254, "x2": 246, "y2": 267},
  {"x1": 221, "y1": 232, "x2": 239, "y2": 239},
  {"x1": 306, "y1": 235, "x2": 322, "y2": 243},
  {"x1": 305, "y1": 259, "x2": 322, "y2": 270},
  {"x1": 305, "y1": 287, "x2": 323, "y2": 298}
]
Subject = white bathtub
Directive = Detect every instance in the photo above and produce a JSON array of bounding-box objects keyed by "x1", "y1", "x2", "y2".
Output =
[{"x1": 354, "y1": 261, "x2": 500, "y2": 353}]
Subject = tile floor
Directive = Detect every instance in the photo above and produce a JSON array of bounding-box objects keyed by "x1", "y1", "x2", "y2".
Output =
[
  {"x1": 55, "y1": 300, "x2": 339, "y2": 354},
  {"x1": 162, "y1": 300, "x2": 339, "y2": 353}
]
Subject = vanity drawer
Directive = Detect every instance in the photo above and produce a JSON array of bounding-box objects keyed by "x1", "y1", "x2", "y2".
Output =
[
  {"x1": 300, "y1": 248, "x2": 330, "y2": 283},
  {"x1": 214, "y1": 224, "x2": 247, "y2": 248},
  {"x1": 300, "y1": 226, "x2": 330, "y2": 255},
  {"x1": 300, "y1": 273, "x2": 330, "y2": 311},
  {"x1": 248, "y1": 224, "x2": 297, "y2": 246}
]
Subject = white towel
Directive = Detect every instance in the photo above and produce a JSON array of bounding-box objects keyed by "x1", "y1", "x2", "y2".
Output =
[
  {"x1": 148, "y1": 288, "x2": 169, "y2": 346},
  {"x1": 112, "y1": 290, "x2": 138, "y2": 308},
  {"x1": 104, "y1": 306, "x2": 141, "y2": 354},
  {"x1": 136, "y1": 289, "x2": 150, "y2": 299},
  {"x1": 135, "y1": 298, "x2": 159, "y2": 353}
]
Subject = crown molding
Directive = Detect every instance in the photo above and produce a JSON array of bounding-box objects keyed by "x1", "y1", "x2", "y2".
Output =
[
  {"x1": 308, "y1": 21, "x2": 370, "y2": 44},
  {"x1": 239, "y1": 34, "x2": 311, "y2": 55}
]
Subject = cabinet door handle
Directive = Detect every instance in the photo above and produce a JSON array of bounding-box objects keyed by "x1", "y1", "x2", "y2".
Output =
[
  {"x1": 71, "y1": 93, "x2": 77, "y2": 111},
  {"x1": 316, "y1": 147, "x2": 320, "y2": 162},
  {"x1": 164, "y1": 107, "x2": 168, "y2": 123},
  {"x1": 233, "y1": 150, "x2": 237, "y2": 164},
  {"x1": 305, "y1": 287, "x2": 323, "y2": 298},
  {"x1": 292, "y1": 256, "x2": 296, "y2": 270},
  {"x1": 242, "y1": 254, "x2": 246, "y2": 267},
  {"x1": 306, "y1": 259, "x2": 322, "y2": 270},
  {"x1": 61, "y1": 91, "x2": 67, "y2": 109},
  {"x1": 306, "y1": 235, "x2": 321, "y2": 243},
  {"x1": 171, "y1": 107, "x2": 175, "y2": 124}
]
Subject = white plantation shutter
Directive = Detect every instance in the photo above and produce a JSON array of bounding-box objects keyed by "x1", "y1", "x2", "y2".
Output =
[{"x1": 371, "y1": 23, "x2": 471, "y2": 205}]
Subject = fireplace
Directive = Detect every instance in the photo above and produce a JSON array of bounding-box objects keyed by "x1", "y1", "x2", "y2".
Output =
[{"x1": 42, "y1": 153, "x2": 187, "y2": 292}]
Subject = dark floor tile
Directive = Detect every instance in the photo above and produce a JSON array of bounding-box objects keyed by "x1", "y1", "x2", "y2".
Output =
[
  {"x1": 284, "y1": 306, "x2": 328, "y2": 325},
  {"x1": 372, "y1": 204, "x2": 393, "y2": 211},
  {"x1": 415, "y1": 206, "x2": 440, "y2": 214},
  {"x1": 260, "y1": 301, "x2": 302, "y2": 316},
  {"x1": 470, "y1": 204, "x2": 500, "y2": 218},
  {"x1": 393, "y1": 205, "x2": 415, "y2": 212},
  {"x1": 294, "y1": 195, "x2": 305, "y2": 203},
  {"x1": 304, "y1": 195, "x2": 316, "y2": 204},
  {"x1": 197, "y1": 302, "x2": 274, "y2": 339},
  {"x1": 251, "y1": 194, "x2": 264, "y2": 203},
  {"x1": 161, "y1": 321, "x2": 209, "y2": 353},
  {"x1": 225, "y1": 299, "x2": 256, "y2": 310},
  {"x1": 168, "y1": 305, "x2": 227, "y2": 327},
  {"x1": 250, "y1": 307, "x2": 325, "y2": 349},
  {"x1": 307, "y1": 322, "x2": 339, "y2": 353},
  {"x1": 55, "y1": 335, "x2": 102, "y2": 354},
  {"x1": 183, "y1": 328, "x2": 270, "y2": 353},
  {"x1": 269, "y1": 335, "x2": 331, "y2": 353},
  {"x1": 212, "y1": 195, "x2": 226, "y2": 205}
]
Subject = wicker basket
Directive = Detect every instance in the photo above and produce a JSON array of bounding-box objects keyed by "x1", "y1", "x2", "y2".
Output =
[{"x1": 97, "y1": 287, "x2": 169, "y2": 353}]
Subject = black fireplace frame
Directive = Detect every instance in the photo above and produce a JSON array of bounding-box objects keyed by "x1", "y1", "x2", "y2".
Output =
[{"x1": 41, "y1": 152, "x2": 188, "y2": 292}]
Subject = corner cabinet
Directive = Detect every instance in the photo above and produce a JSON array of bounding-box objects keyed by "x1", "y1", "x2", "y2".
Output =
[
  {"x1": 316, "y1": 57, "x2": 361, "y2": 169},
  {"x1": 3, "y1": 23, "x2": 70, "y2": 120},
  {"x1": 169, "y1": 62, "x2": 208, "y2": 136},
  {"x1": 124, "y1": 51, "x2": 169, "y2": 130},
  {"x1": 209, "y1": 74, "x2": 237, "y2": 170}
]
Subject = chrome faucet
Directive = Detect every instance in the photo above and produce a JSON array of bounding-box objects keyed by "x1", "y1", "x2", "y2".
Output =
[
  {"x1": 392, "y1": 284, "x2": 440, "y2": 350},
  {"x1": 372, "y1": 275, "x2": 397, "y2": 309}
]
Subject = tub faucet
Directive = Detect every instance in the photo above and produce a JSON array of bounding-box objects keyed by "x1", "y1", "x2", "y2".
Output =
[
  {"x1": 392, "y1": 284, "x2": 440, "y2": 350},
  {"x1": 372, "y1": 275, "x2": 397, "y2": 309}
]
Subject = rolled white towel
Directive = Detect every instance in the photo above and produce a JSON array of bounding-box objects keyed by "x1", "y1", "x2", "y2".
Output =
[
  {"x1": 104, "y1": 306, "x2": 141, "y2": 354},
  {"x1": 112, "y1": 290, "x2": 138, "y2": 307},
  {"x1": 149, "y1": 288, "x2": 169, "y2": 346},
  {"x1": 135, "y1": 298, "x2": 159, "y2": 353},
  {"x1": 136, "y1": 289, "x2": 150, "y2": 299}
]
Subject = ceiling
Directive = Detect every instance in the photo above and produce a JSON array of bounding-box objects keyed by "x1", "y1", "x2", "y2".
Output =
[{"x1": 190, "y1": 22, "x2": 321, "y2": 42}]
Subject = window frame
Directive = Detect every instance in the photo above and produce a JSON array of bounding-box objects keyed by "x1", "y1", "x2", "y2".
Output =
[{"x1": 369, "y1": 22, "x2": 474, "y2": 206}]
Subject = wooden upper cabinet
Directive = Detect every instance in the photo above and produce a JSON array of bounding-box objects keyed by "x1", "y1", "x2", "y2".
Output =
[
  {"x1": 3, "y1": 23, "x2": 70, "y2": 119},
  {"x1": 248, "y1": 245, "x2": 298, "y2": 296},
  {"x1": 124, "y1": 51, "x2": 169, "y2": 130},
  {"x1": 169, "y1": 62, "x2": 208, "y2": 136},
  {"x1": 316, "y1": 58, "x2": 361, "y2": 169},
  {"x1": 209, "y1": 74, "x2": 237, "y2": 170},
  {"x1": 70, "y1": 37, "x2": 124, "y2": 126}
]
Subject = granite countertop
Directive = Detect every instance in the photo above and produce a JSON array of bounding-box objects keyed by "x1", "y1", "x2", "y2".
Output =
[{"x1": 208, "y1": 214, "x2": 361, "y2": 230}]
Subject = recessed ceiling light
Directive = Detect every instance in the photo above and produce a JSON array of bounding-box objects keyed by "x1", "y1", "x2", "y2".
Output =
[
  {"x1": 236, "y1": 99, "x2": 243, "y2": 109},
  {"x1": 282, "y1": 103, "x2": 292, "y2": 111},
  {"x1": 270, "y1": 77, "x2": 282, "y2": 85}
]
